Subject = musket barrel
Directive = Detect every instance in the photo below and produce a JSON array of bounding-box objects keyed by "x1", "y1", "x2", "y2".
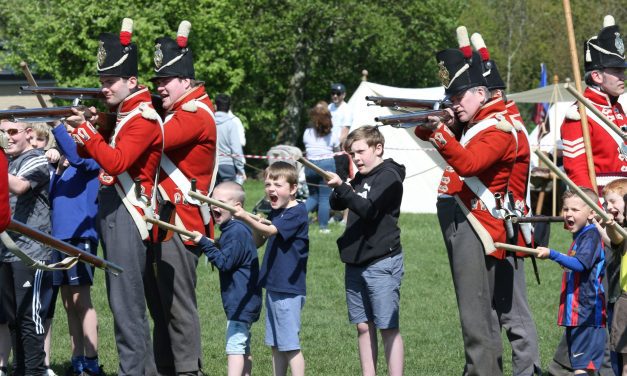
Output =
[
  {"x1": 375, "y1": 109, "x2": 449, "y2": 127},
  {"x1": 20, "y1": 86, "x2": 104, "y2": 99},
  {"x1": 366, "y1": 96, "x2": 445, "y2": 110},
  {"x1": 6, "y1": 219, "x2": 123, "y2": 275}
]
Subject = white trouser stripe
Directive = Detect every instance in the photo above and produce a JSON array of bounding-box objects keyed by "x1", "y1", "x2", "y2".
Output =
[{"x1": 31, "y1": 268, "x2": 44, "y2": 334}]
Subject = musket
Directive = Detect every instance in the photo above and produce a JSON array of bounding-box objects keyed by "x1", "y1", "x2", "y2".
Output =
[
  {"x1": 366, "y1": 96, "x2": 451, "y2": 110},
  {"x1": 6, "y1": 219, "x2": 123, "y2": 275},
  {"x1": 507, "y1": 190, "x2": 541, "y2": 284},
  {"x1": 21, "y1": 85, "x2": 164, "y2": 112},
  {"x1": 0, "y1": 106, "x2": 94, "y2": 123},
  {"x1": 374, "y1": 109, "x2": 452, "y2": 128},
  {"x1": 511, "y1": 215, "x2": 564, "y2": 224},
  {"x1": 298, "y1": 156, "x2": 333, "y2": 181}
]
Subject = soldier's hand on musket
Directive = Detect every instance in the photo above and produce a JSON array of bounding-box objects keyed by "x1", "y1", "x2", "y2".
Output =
[
  {"x1": 65, "y1": 107, "x2": 87, "y2": 128},
  {"x1": 84, "y1": 106, "x2": 98, "y2": 123},
  {"x1": 425, "y1": 115, "x2": 442, "y2": 131},
  {"x1": 326, "y1": 172, "x2": 343, "y2": 188}
]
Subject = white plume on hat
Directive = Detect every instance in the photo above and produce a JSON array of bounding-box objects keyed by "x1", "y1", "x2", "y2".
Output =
[
  {"x1": 121, "y1": 18, "x2": 133, "y2": 33},
  {"x1": 176, "y1": 20, "x2": 192, "y2": 48},
  {"x1": 456, "y1": 26, "x2": 472, "y2": 59},
  {"x1": 603, "y1": 15, "x2": 615, "y2": 27}
]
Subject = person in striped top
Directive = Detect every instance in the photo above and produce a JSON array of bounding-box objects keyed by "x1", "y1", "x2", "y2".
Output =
[{"x1": 538, "y1": 187, "x2": 607, "y2": 374}]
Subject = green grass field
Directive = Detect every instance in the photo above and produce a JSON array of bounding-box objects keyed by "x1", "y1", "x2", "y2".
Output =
[{"x1": 45, "y1": 179, "x2": 572, "y2": 375}]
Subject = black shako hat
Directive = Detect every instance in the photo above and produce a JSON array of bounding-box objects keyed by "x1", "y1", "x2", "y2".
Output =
[
  {"x1": 468, "y1": 31, "x2": 506, "y2": 91},
  {"x1": 97, "y1": 18, "x2": 138, "y2": 77},
  {"x1": 151, "y1": 21, "x2": 195, "y2": 80},
  {"x1": 435, "y1": 47, "x2": 487, "y2": 97},
  {"x1": 584, "y1": 15, "x2": 627, "y2": 71}
]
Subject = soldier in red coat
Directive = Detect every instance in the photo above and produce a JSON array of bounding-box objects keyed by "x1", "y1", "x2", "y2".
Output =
[
  {"x1": 467, "y1": 30, "x2": 542, "y2": 375},
  {"x1": 561, "y1": 15, "x2": 627, "y2": 194},
  {"x1": 144, "y1": 21, "x2": 217, "y2": 376},
  {"x1": 415, "y1": 46, "x2": 518, "y2": 375},
  {"x1": 66, "y1": 19, "x2": 163, "y2": 376}
]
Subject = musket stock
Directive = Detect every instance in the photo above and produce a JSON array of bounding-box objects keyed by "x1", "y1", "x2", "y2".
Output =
[
  {"x1": 6, "y1": 219, "x2": 123, "y2": 275},
  {"x1": 374, "y1": 109, "x2": 451, "y2": 128},
  {"x1": 366, "y1": 96, "x2": 451, "y2": 110}
]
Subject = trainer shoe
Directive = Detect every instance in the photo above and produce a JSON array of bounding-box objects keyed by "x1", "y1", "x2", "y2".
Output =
[
  {"x1": 83, "y1": 365, "x2": 105, "y2": 376},
  {"x1": 319, "y1": 228, "x2": 331, "y2": 234},
  {"x1": 46, "y1": 368, "x2": 59, "y2": 376}
]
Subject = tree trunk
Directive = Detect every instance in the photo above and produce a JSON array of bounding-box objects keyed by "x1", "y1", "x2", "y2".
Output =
[{"x1": 277, "y1": 33, "x2": 308, "y2": 145}]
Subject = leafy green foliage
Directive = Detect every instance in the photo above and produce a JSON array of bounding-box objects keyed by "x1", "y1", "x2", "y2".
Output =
[{"x1": 0, "y1": 0, "x2": 463, "y2": 157}]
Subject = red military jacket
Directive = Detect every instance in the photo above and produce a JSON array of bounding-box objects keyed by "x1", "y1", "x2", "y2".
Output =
[
  {"x1": 74, "y1": 86, "x2": 163, "y2": 237},
  {"x1": 561, "y1": 86, "x2": 627, "y2": 191},
  {"x1": 415, "y1": 97, "x2": 517, "y2": 259},
  {"x1": 159, "y1": 85, "x2": 217, "y2": 242},
  {"x1": 0, "y1": 150, "x2": 10, "y2": 232}
]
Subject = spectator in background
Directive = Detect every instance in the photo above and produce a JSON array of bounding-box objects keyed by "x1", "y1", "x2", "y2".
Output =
[
  {"x1": 328, "y1": 83, "x2": 353, "y2": 225},
  {"x1": 303, "y1": 101, "x2": 339, "y2": 234},
  {"x1": 0, "y1": 115, "x2": 53, "y2": 376},
  {"x1": 215, "y1": 94, "x2": 247, "y2": 185}
]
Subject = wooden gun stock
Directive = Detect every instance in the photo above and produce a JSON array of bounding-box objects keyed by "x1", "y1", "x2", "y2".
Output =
[{"x1": 7, "y1": 219, "x2": 123, "y2": 275}]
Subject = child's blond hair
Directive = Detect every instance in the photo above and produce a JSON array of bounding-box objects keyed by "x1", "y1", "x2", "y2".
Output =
[
  {"x1": 265, "y1": 161, "x2": 298, "y2": 186},
  {"x1": 344, "y1": 125, "x2": 385, "y2": 154},
  {"x1": 27, "y1": 123, "x2": 56, "y2": 150},
  {"x1": 602, "y1": 178, "x2": 627, "y2": 197}
]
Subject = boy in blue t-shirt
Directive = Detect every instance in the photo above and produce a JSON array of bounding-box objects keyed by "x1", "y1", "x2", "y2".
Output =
[
  {"x1": 235, "y1": 161, "x2": 308, "y2": 376},
  {"x1": 192, "y1": 181, "x2": 262, "y2": 376},
  {"x1": 537, "y1": 188, "x2": 607, "y2": 375}
]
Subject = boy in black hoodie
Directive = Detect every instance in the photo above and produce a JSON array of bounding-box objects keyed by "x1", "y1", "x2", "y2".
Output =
[{"x1": 327, "y1": 125, "x2": 406, "y2": 376}]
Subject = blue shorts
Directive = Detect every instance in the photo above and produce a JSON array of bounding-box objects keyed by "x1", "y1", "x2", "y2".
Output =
[
  {"x1": 345, "y1": 252, "x2": 404, "y2": 329},
  {"x1": 52, "y1": 239, "x2": 96, "y2": 286},
  {"x1": 264, "y1": 290, "x2": 305, "y2": 351},
  {"x1": 225, "y1": 320, "x2": 252, "y2": 355},
  {"x1": 566, "y1": 326, "x2": 606, "y2": 370}
]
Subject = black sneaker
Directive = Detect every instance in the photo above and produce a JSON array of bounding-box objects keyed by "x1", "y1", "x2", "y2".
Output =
[{"x1": 82, "y1": 366, "x2": 105, "y2": 376}]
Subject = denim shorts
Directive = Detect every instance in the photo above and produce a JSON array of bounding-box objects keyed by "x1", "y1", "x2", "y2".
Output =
[
  {"x1": 264, "y1": 290, "x2": 305, "y2": 351},
  {"x1": 225, "y1": 320, "x2": 252, "y2": 355},
  {"x1": 345, "y1": 252, "x2": 404, "y2": 329}
]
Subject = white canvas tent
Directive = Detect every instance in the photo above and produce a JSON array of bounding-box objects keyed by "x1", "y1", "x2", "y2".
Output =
[{"x1": 346, "y1": 81, "x2": 447, "y2": 213}]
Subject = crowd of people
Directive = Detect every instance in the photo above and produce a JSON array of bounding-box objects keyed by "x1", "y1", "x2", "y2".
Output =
[{"x1": 0, "y1": 13, "x2": 625, "y2": 376}]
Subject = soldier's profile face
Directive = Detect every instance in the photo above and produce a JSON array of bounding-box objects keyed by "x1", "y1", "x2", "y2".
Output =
[
  {"x1": 155, "y1": 77, "x2": 191, "y2": 110},
  {"x1": 99, "y1": 76, "x2": 132, "y2": 107},
  {"x1": 450, "y1": 88, "x2": 484, "y2": 123},
  {"x1": 596, "y1": 67, "x2": 625, "y2": 97}
]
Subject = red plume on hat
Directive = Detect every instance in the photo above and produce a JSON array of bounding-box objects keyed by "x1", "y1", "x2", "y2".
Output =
[
  {"x1": 176, "y1": 20, "x2": 191, "y2": 48},
  {"x1": 471, "y1": 33, "x2": 490, "y2": 62},
  {"x1": 119, "y1": 18, "x2": 133, "y2": 46},
  {"x1": 456, "y1": 26, "x2": 472, "y2": 60}
]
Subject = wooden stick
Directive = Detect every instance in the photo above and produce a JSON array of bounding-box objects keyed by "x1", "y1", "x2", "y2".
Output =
[
  {"x1": 298, "y1": 156, "x2": 334, "y2": 181},
  {"x1": 564, "y1": 81, "x2": 627, "y2": 141},
  {"x1": 562, "y1": 0, "x2": 596, "y2": 188},
  {"x1": 494, "y1": 242, "x2": 541, "y2": 256},
  {"x1": 143, "y1": 216, "x2": 197, "y2": 238},
  {"x1": 187, "y1": 191, "x2": 272, "y2": 225},
  {"x1": 20, "y1": 61, "x2": 48, "y2": 108},
  {"x1": 535, "y1": 150, "x2": 627, "y2": 238}
]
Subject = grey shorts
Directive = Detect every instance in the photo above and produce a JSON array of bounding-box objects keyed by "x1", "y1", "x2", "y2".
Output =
[{"x1": 345, "y1": 252, "x2": 404, "y2": 329}]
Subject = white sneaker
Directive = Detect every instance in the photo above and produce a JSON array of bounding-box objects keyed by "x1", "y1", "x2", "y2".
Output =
[
  {"x1": 46, "y1": 368, "x2": 59, "y2": 376},
  {"x1": 319, "y1": 229, "x2": 331, "y2": 234}
]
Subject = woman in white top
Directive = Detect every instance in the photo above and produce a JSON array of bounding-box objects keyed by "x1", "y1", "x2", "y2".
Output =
[{"x1": 303, "y1": 101, "x2": 339, "y2": 233}]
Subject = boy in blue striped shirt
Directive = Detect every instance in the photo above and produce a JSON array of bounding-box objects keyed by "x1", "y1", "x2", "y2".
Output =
[{"x1": 538, "y1": 188, "x2": 606, "y2": 375}]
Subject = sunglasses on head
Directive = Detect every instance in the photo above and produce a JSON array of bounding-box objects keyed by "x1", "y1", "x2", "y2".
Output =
[{"x1": 0, "y1": 128, "x2": 25, "y2": 136}]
